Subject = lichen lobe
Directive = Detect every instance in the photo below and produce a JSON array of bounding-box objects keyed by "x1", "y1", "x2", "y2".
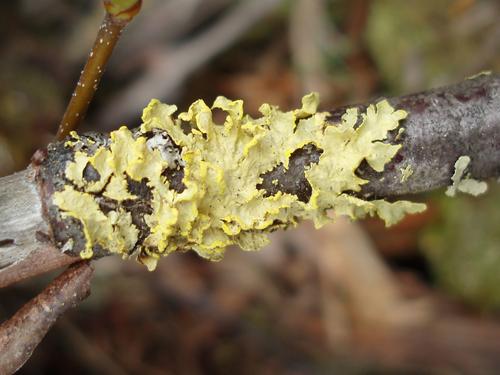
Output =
[
  {"x1": 446, "y1": 155, "x2": 488, "y2": 197},
  {"x1": 53, "y1": 93, "x2": 426, "y2": 270}
]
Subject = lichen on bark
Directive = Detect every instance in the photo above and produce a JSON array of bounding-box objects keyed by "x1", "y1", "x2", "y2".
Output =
[
  {"x1": 46, "y1": 94, "x2": 426, "y2": 270},
  {"x1": 445, "y1": 156, "x2": 488, "y2": 197}
]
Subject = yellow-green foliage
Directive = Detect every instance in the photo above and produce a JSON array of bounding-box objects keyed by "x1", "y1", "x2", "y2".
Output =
[{"x1": 53, "y1": 94, "x2": 426, "y2": 270}]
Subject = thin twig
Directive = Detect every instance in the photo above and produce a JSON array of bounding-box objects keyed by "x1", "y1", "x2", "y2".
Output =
[
  {"x1": 0, "y1": 262, "x2": 94, "y2": 375},
  {"x1": 98, "y1": 0, "x2": 283, "y2": 129},
  {"x1": 57, "y1": 0, "x2": 142, "y2": 140},
  {"x1": 0, "y1": 245, "x2": 76, "y2": 290}
]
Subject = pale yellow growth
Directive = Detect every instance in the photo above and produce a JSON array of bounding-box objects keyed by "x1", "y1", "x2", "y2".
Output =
[
  {"x1": 446, "y1": 155, "x2": 488, "y2": 197},
  {"x1": 53, "y1": 94, "x2": 426, "y2": 269},
  {"x1": 53, "y1": 186, "x2": 138, "y2": 259},
  {"x1": 467, "y1": 71, "x2": 492, "y2": 80},
  {"x1": 400, "y1": 165, "x2": 413, "y2": 183},
  {"x1": 395, "y1": 128, "x2": 405, "y2": 141},
  {"x1": 64, "y1": 131, "x2": 80, "y2": 147}
]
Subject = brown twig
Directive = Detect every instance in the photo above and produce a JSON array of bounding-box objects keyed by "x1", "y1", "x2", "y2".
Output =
[
  {"x1": 0, "y1": 246, "x2": 76, "y2": 290},
  {"x1": 56, "y1": 0, "x2": 142, "y2": 140},
  {"x1": 0, "y1": 262, "x2": 94, "y2": 375}
]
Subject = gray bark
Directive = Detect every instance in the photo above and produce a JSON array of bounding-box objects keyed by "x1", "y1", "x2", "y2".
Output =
[
  {"x1": 0, "y1": 168, "x2": 74, "y2": 288},
  {"x1": 363, "y1": 73, "x2": 500, "y2": 197},
  {"x1": 259, "y1": 74, "x2": 500, "y2": 199},
  {"x1": 0, "y1": 168, "x2": 46, "y2": 271}
]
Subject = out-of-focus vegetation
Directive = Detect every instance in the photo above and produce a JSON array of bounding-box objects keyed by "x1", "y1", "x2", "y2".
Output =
[
  {"x1": 367, "y1": 0, "x2": 500, "y2": 91},
  {"x1": 1, "y1": 0, "x2": 500, "y2": 374},
  {"x1": 424, "y1": 185, "x2": 500, "y2": 311}
]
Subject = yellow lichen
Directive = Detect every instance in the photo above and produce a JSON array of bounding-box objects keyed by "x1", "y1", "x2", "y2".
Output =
[
  {"x1": 446, "y1": 155, "x2": 488, "y2": 197},
  {"x1": 467, "y1": 70, "x2": 492, "y2": 80},
  {"x1": 400, "y1": 165, "x2": 413, "y2": 183},
  {"x1": 395, "y1": 128, "x2": 405, "y2": 141},
  {"x1": 53, "y1": 94, "x2": 426, "y2": 269}
]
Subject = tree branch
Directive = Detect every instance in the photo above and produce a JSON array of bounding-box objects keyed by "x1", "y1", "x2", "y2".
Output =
[
  {"x1": 259, "y1": 73, "x2": 500, "y2": 199},
  {"x1": 0, "y1": 167, "x2": 75, "y2": 288},
  {"x1": 0, "y1": 74, "x2": 498, "y2": 286},
  {"x1": 57, "y1": 0, "x2": 142, "y2": 139},
  {"x1": 363, "y1": 73, "x2": 500, "y2": 197},
  {"x1": 0, "y1": 262, "x2": 93, "y2": 374}
]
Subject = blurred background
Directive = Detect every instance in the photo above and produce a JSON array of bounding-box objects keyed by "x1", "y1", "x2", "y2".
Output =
[{"x1": 1, "y1": 0, "x2": 500, "y2": 373}]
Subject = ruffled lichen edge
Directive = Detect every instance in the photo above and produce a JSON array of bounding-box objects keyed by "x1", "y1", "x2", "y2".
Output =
[
  {"x1": 445, "y1": 155, "x2": 488, "y2": 197},
  {"x1": 52, "y1": 93, "x2": 426, "y2": 270}
]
